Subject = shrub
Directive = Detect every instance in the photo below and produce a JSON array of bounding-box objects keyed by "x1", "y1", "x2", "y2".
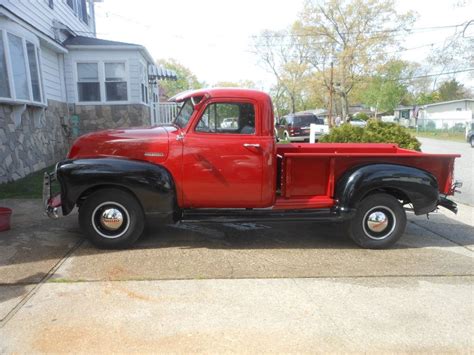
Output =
[
  {"x1": 320, "y1": 120, "x2": 421, "y2": 151},
  {"x1": 354, "y1": 112, "x2": 370, "y2": 121}
]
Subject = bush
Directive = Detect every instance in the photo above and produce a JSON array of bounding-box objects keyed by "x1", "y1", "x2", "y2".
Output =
[
  {"x1": 354, "y1": 112, "x2": 370, "y2": 121},
  {"x1": 320, "y1": 120, "x2": 421, "y2": 151}
]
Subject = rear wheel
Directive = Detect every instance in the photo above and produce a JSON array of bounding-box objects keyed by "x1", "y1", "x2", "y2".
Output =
[
  {"x1": 79, "y1": 188, "x2": 145, "y2": 249},
  {"x1": 348, "y1": 193, "x2": 406, "y2": 249}
]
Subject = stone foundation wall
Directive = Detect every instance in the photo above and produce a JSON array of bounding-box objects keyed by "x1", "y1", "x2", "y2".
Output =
[
  {"x1": 0, "y1": 102, "x2": 151, "y2": 183},
  {"x1": 0, "y1": 100, "x2": 71, "y2": 183},
  {"x1": 74, "y1": 104, "x2": 151, "y2": 135}
]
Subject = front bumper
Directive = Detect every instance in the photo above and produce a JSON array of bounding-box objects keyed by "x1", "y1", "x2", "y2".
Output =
[{"x1": 43, "y1": 166, "x2": 62, "y2": 219}]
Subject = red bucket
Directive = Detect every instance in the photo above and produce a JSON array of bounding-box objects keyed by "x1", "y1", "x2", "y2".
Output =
[{"x1": 0, "y1": 207, "x2": 12, "y2": 232}]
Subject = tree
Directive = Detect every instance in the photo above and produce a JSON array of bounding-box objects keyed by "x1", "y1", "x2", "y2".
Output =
[
  {"x1": 362, "y1": 60, "x2": 411, "y2": 116},
  {"x1": 437, "y1": 79, "x2": 470, "y2": 101},
  {"x1": 156, "y1": 58, "x2": 203, "y2": 98},
  {"x1": 426, "y1": 18, "x2": 474, "y2": 89},
  {"x1": 294, "y1": 0, "x2": 416, "y2": 121},
  {"x1": 213, "y1": 80, "x2": 258, "y2": 88},
  {"x1": 252, "y1": 27, "x2": 312, "y2": 113}
]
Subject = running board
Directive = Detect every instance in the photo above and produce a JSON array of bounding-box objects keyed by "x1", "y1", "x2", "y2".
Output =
[{"x1": 180, "y1": 208, "x2": 353, "y2": 223}]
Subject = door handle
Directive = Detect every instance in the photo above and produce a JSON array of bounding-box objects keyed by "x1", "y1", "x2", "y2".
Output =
[{"x1": 243, "y1": 143, "x2": 260, "y2": 148}]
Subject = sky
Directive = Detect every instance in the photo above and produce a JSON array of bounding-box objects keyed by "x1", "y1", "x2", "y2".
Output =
[{"x1": 94, "y1": 0, "x2": 474, "y2": 89}]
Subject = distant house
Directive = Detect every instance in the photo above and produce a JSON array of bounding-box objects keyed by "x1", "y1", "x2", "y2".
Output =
[
  {"x1": 418, "y1": 99, "x2": 474, "y2": 130},
  {"x1": 393, "y1": 105, "x2": 417, "y2": 127},
  {"x1": 0, "y1": 0, "x2": 175, "y2": 183}
]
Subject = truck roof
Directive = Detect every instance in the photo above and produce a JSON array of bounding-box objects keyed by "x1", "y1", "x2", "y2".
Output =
[{"x1": 170, "y1": 88, "x2": 271, "y2": 103}]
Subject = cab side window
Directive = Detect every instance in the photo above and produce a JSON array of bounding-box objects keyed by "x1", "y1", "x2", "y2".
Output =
[{"x1": 196, "y1": 102, "x2": 255, "y2": 134}]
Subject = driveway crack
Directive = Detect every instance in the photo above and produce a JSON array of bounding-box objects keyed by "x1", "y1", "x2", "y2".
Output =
[{"x1": 0, "y1": 238, "x2": 84, "y2": 328}]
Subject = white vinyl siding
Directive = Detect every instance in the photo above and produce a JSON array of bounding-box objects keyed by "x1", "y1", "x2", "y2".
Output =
[
  {"x1": 1, "y1": 0, "x2": 95, "y2": 41},
  {"x1": 40, "y1": 46, "x2": 64, "y2": 102}
]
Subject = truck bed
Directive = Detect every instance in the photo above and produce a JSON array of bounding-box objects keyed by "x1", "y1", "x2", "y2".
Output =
[{"x1": 274, "y1": 143, "x2": 459, "y2": 210}]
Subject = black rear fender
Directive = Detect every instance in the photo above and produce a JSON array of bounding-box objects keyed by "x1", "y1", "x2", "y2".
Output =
[
  {"x1": 335, "y1": 164, "x2": 439, "y2": 215},
  {"x1": 56, "y1": 158, "x2": 176, "y2": 221}
]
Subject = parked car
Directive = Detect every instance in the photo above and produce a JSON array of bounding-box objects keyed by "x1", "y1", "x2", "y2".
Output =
[
  {"x1": 466, "y1": 121, "x2": 474, "y2": 148},
  {"x1": 44, "y1": 88, "x2": 460, "y2": 250},
  {"x1": 276, "y1": 113, "x2": 327, "y2": 142},
  {"x1": 348, "y1": 117, "x2": 367, "y2": 127}
]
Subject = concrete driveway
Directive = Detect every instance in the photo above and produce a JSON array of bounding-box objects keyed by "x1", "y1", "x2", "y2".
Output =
[
  {"x1": 0, "y1": 199, "x2": 473, "y2": 352},
  {"x1": 419, "y1": 137, "x2": 473, "y2": 206}
]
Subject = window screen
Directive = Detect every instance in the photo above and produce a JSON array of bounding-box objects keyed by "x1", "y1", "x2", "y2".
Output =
[
  {"x1": 105, "y1": 62, "x2": 127, "y2": 101},
  {"x1": 77, "y1": 63, "x2": 100, "y2": 101}
]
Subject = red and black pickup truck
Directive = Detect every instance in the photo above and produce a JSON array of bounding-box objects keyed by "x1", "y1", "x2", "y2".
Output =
[{"x1": 44, "y1": 88, "x2": 461, "y2": 249}]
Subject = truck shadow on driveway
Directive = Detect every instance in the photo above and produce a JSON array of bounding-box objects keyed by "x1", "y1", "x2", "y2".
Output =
[{"x1": 0, "y1": 214, "x2": 473, "y2": 309}]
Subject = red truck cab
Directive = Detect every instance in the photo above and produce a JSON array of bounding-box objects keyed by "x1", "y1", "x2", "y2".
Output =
[{"x1": 44, "y1": 88, "x2": 460, "y2": 249}]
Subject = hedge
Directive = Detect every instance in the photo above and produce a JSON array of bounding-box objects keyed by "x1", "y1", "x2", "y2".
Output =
[{"x1": 320, "y1": 120, "x2": 421, "y2": 151}]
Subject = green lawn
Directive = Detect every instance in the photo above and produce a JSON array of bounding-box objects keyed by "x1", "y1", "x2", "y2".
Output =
[
  {"x1": 0, "y1": 165, "x2": 56, "y2": 199},
  {"x1": 408, "y1": 129, "x2": 466, "y2": 143}
]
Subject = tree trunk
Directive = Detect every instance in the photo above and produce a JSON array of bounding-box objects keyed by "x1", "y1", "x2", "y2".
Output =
[
  {"x1": 290, "y1": 95, "x2": 296, "y2": 114},
  {"x1": 340, "y1": 93, "x2": 350, "y2": 122}
]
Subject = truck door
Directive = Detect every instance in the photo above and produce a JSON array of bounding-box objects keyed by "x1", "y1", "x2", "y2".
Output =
[{"x1": 182, "y1": 99, "x2": 265, "y2": 208}]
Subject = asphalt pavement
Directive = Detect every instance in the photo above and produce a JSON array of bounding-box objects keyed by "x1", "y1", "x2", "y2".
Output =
[
  {"x1": 0, "y1": 198, "x2": 472, "y2": 352},
  {"x1": 418, "y1": 137, "x2": 473, "y2": 206}
]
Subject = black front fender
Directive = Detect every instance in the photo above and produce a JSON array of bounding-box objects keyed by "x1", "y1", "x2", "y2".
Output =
[
  {"x1": 56, "y1": 158, "x2": 176, "y2": 220},
  {"x1": 335, "y1": 164, "x2": 439, "y2": 215}
]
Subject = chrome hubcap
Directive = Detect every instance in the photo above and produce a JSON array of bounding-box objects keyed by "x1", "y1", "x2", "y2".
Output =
[
  {"x1": 362, "y1": 206, "x2": 397, "y2": 240},
  {"x1": 91, "y1": 202, "x2": 130, "y2": 239},
  {"x1": 366, "y1": 211, "x2": 389, "y2": 233},
  {"x1": 100, "y1": 208, "x2": 124, "y2": 231}
]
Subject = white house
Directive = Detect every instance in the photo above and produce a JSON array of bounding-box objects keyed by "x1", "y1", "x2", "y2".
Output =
[
  {"x1": 0, "y1": 0, "x2": 175, "y2": 183},
  {"x1": 418, "y1": 99, "x2": 474, "y2": 130}
]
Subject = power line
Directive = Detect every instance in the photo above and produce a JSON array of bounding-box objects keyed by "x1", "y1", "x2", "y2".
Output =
[
  {"x1": 391, "y1": 68, "x2": 474, "y2": 82},
  {"x1": 252, "y1": 21, "x2": 470, "y2": 39}
]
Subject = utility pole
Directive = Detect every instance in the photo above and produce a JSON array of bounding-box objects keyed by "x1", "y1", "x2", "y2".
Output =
[{"x1": 328, "y1": 61, "x2": 334, "y2": 128}]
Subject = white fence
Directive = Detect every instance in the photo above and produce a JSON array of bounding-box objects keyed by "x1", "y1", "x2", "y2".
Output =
[{"x1": 151, "y1": 102, "x2": 179, "y2": 125}]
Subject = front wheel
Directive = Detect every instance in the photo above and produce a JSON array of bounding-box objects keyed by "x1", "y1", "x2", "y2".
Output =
[
  {"x1": 470, "y1": 136, "x2": 474, "y2": 148},
  {"x1": 347, "y1": 193, "x2": 407, "y2": 249},
  {"x1": 79, "y1": 188, "x2": 145, "y2": 249}
]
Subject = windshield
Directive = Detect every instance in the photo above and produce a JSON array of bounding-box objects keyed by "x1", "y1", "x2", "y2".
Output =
[
  {"x1": 173, "y1": 99, "x2": 194, "y2": 128},
  {"x1": 294, "y1": 115, "x2": 323, "y2": 127}
]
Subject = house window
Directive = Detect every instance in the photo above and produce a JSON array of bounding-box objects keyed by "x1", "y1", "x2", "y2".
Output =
[
  {"x1": 48, "y1": 0, "x2": 54, "y2": 9},
  {"x1": 66, "y1": 0, "x2": 74, "y2": 10},
  {"x1": 76, "y1": 0, "x2": 88, "y2": 24},
  {"x1": 77, "y1": 63, "x2": 100, "y2": 102},
  {"x1": 0, "y1": 30, "x2": 43, "y2": 104},
  {"x1": 26, "y1": 42, "x2": 42, "y2": 102},
  {"x1": 140, "y1": 64, "x2": 148, "y2": 104},
  {"x1": 105, "y1": 62, "x2": 127, "y2": 101},
  {"x1": 8, "y1": 33, "x2": 29, "y2": 100},
  {"x1": 0, "y1": 33, "x2": 10, "y2": 98}
]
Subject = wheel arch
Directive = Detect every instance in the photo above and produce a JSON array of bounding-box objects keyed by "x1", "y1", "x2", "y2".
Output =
[
  {"x1": 77, "y1": 184, "x2": 143, "y2": 211},
  {"x1": 335, "y1": 163, "x2": 439, "y2": 215},
  {"x1": 56, "y1": 158, "x2": 177, "y2": 221}
]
